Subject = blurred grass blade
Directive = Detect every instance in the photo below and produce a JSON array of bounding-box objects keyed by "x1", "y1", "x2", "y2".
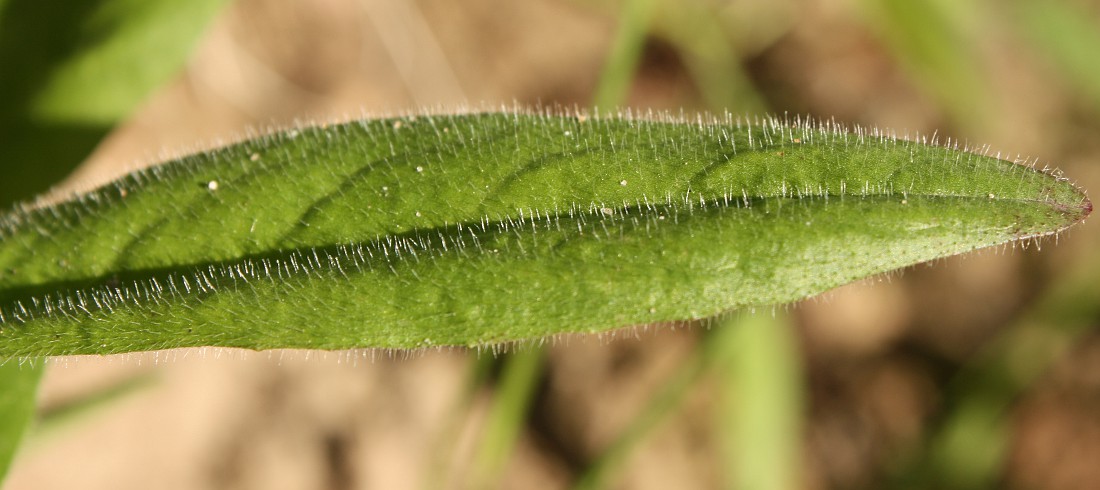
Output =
[
  {"x1": 857, "y1": 0, "x2": 990, "y2": 129},
  {"x1": 423, "y1": 353, "x2": 495, "y2": 490},
  {"x1": 0, "y1": 362, "x2": 43, "y2": 484},
  {"x1": 594, "y1": 0, "x2": 659, "y2": 109},
  {"x1": 573, "y1": 329, "x2": 712, "y2": 490},
  {"x1": 0, "y1": 0, "x2": 227, "y2": 204},
  {"x1": 0, "y1": 112, "x2": 1089, "y2": 357},
  {"x1": 574, "y1": 313, "x2": 804, "y2": 490},
  {"x1": 716, "y1": 312, "x2": 802, "y2": 490},
  {"x1": 652, "y1": 1, "x2": 770, "y2": 113},
  {"x1": 32, "y1": 372, "x2": 156, "y2": 441},
  {"x1": 898, "y1": 252, "x2": 1100, "y2": 489},
  {"x1": 469, "y1": 348, "x2": 545, "y2": 489}
]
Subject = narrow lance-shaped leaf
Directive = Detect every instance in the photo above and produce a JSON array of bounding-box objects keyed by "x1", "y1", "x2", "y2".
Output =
[{"x1": 0, "y1": 112, "x2": 1090, "y2": 357}]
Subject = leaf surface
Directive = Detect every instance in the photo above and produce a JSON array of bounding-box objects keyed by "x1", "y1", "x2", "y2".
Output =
[{"x1": 0, "y1": 112, "x2": 1089, "y2": 356}]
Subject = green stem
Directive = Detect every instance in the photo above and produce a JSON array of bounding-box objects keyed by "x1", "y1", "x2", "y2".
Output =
[
  {"x1": 572, "y1": 312, "x2": 804, "y2": 490},
  {"x1": 593, "y1": 0, "x2": 661, "y2": 109},
  {"x1": 716, "y1": 312, "x2": 803, "y2": 490},
  {"x1": 468, "y1": 348, "x2": 546, "y2": 489},
  {"x1": 423, "y1": 353, "x2": 495, "y2": 490},
  {"x1": 0, "y1": 361, "x2": 44, "y2": 485}
]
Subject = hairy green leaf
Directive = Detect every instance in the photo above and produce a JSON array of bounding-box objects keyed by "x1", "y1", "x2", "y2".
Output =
[{"x1": 0, "y1": 112, "x2": 1089, "y2": 357}]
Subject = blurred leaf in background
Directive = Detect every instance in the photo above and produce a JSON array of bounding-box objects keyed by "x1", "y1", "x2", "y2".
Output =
[
  {"x1": 1009, "y1": 0, "x2": 1100, "y2": 115},
  {"x1": 857, "y1": 0, "x2": 991, "y2": 130},
  {"x1": 0, "y1": 0, "x2": 226, "y2": 205}
]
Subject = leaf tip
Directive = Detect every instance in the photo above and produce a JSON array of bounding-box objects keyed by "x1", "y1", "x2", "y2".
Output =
[{"x1": 1064, "y1": 187, "x2": 1092, "y2": 226}]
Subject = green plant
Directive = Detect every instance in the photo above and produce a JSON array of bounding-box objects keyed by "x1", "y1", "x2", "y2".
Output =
[
  {"x1": 0, "y1": 111, "x2": 1090, "y2": 357},
  {"x1": 0, "y1": 107, "x2": 1090, "y2": 486},
  {"x1": 0, "y1": 1, "x2": 1096, "y2": 488}
]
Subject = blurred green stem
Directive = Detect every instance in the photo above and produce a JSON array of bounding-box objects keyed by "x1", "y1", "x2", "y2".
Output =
[
  {"x1": 857, "y1": 0, "x2": 990, "y2": 130},
  {"x1": 469, "y1": 348, "x2": 546, "y2": 489},
  {"x1": 572, "y1": 330, "x2": 712, "y2": 490},
  {"x1": 423, "y1": 353, "x2": 495, "y2": 490},
  {"x1": 30, "y1": 372, "x2": 156, "y2": 443},
  {"x1": 573, "y1": 313, "x2": 803, "y2": 490},
  {"x1": 594, "y1": 0, "x2": 660, "y2": 109},
  {"x1": 717, "y1": 312, "x2": 803, "y2": 490},
  {"x1": 0, "y1": 362, "x2": 44, "y2": 485},
  {"x1": 655, "y1": 2, "x2": 767, "y2": 113}
]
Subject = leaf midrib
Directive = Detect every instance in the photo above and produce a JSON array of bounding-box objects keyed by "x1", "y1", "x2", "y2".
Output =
[{"x1": 0, "y1": 191, "x2": 1079, "y2": 311}]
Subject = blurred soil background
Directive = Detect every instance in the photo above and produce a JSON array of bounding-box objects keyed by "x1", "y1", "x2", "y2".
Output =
[{"x1": 5, "y1": 0, "x2": 1100, "y2": 489}]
